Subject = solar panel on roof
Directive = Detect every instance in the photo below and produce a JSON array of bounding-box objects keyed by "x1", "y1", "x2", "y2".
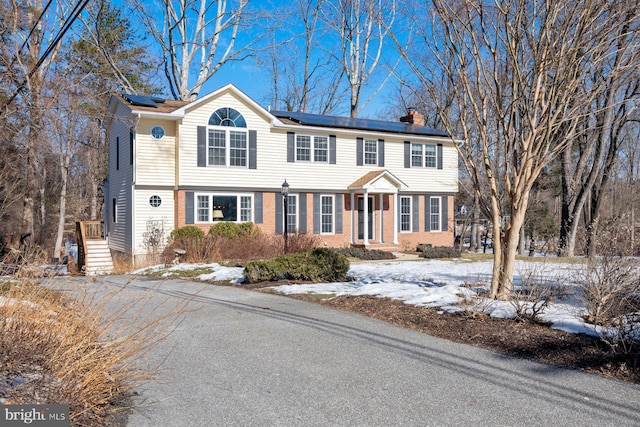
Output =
[
  {"x1": 122, "y1": 94, "x2": 159, "y2": 108},
  {"x1": 271, "y1": 110, "x2": 449, "y2": 137}
]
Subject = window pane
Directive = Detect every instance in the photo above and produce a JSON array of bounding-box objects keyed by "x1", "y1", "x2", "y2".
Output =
[
  {"x1": 321, "y1": 196, "x2": 333, "y2": 233},
  {"x1": 208, "y1": 130, "x2": 226, "y2": 165},
  {"x1": 213, "y1": 196, "x2": 237, "y2": 221},
  {"x1": 286, "y1": 195, "x2": 297, "y2": 233},
  {"x1": 296, "y1": 135, "x2": 311, "y2": 161},
  {"x1": 411, "y1": 143, "x2": 423, "y2": 167},
  {"x1": 425, "y1": 144, "x2": 437, "y2": 168},
  {"x1": 240, "y1": 196, "x2": 252, "y2": 222},
  {"x1": 364, "y1": 139, "x2": 377, "y2": 165},
  {"x1": 400, "y1": 197, "x2": 411, "y2": 232},
  {"x1": 197, "y1": 195, "x2": 210, "y2": 222},
  {"x1": 314, "y1": 136, "x2": 328, "y2": 162},
  {"x1": 230, "y1": 131, "x2": 247, "y2": 167},
  {"x1": 430, "y1": 197, "x2": 440, "y2": 231}
]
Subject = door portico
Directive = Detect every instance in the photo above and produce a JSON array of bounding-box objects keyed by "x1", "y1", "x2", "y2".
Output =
[{"x1": 348, "y1": 170, "x2": 407, "y2": 246}]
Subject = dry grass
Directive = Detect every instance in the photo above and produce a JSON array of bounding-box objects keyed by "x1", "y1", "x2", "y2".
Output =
[{"x1": 0, "y1": 278, "x2": 186, "y2": 426}]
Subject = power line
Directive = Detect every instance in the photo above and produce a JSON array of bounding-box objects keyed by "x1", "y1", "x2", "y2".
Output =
[{"x1": 1, "y1": 0, "x2": 91, "y2": 114}]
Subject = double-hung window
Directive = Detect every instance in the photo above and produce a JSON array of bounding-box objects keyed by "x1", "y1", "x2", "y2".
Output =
[
  {"x1": 195, "y1": 194, "x2": 253, "y2": 223},
  {"x1": 430, "y1": 197, "x2": 441, "y2": 231},
  {"x1": 207, "y1": 108, "x2": 248, "y2": 167},
  {"x1": 364, "y1": 139, "x2": 377, "y2": 165},
  {"x1": 320, "y1": 195, "x2": 334, "y2": 234},
  {"x1": 400, "y1": 196, "x2": 412, "y2": 232},
  {"x1": 286, "y1": 195, "x2": 298, "y2": 233},
  {"x1": 297, "y1": 135, "x2": 328, "y2": 162},
  {"x1": 411, "y1": 143, "x2": 437, "y2": 168}
]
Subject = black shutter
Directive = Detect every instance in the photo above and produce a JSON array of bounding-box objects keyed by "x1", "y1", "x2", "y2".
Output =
[
  {"x1": 197, "y1": 126, "x2": 206, "y2": 167},
  {"x1": 313, "y1": 193, "x2": 320, "y2": 234},
  {"x1": 404, "y1": 141, "x2": 410, "y2": 168},
  {"x1": 249, "y1": 130, "x2": 257, "y2": 169},
  {"x1": 437, "y1": 143, "x2": 443, "y2": 170},
  {"x1": 287, "y1": 132, "x2": 295, "y2": 162},
  {"x1": 329, "y1": 135, "x2": 337, "y2": 164},
  {"x1": 254, "y1": 192, "x2": 263, "y2": 224},
  {"x1": 442, "y1": 196, "x2": 448, "y2": 231},
  {"x1": 424, "y1": 195, "x2": 431, "y2": 232},
  {"x1": 335, "y1": 194, "x2": 343, "y2": 234},
  {"x1": 275, "y1": 192, "x2": 283, "y2": 234},
  {"x1": 413, "y1": 195, "x2": 419, "y2": 232},
  {"x1": 299, "y1": 193, "x2": 307, "y2": 233},
  {"x1": 378, "y1": 139, "x2": 385, "y2": 167},
  {"x1": 186, "y1": 192, "x2": 194, "y2": 224},
  {"x1": 116, "y1": 136, "x2": 120, "y2": 170},
  {"x1": 356, "y1": 137, "x2": 364, "y2": 166}
]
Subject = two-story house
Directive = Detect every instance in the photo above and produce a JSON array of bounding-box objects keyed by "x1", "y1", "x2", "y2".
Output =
[{"x1": 104, "y1": 84, "x2": 458, "y2": 264}]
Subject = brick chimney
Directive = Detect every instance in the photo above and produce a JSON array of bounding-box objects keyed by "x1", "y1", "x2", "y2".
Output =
[{"x1": 400, "y1": 107, "x2": 425, "y2": 126}]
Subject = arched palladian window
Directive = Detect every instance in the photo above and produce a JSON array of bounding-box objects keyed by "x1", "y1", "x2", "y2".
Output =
[
  {"x1": 206, "y1": 108, "x2": 249, "y2": 167},
  {"x1": 209, "y1": 108, "x2": 247, "y2": 128}
]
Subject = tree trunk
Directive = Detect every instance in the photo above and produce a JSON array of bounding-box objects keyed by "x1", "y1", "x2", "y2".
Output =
[{"x1": 54, "y1": 146, "x2": 71, "y2": 261}]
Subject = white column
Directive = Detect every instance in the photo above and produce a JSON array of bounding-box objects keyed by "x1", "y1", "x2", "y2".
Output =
[
  {"x1": 363, "y1": 191, "x2": 369, "y2": 245},
  {"x1": 393, "y1": 193, "x2": 399, "y2": 244},
  {"x1": 379, "y1": 194, "x2": 384, "y2": 243},
  {"x1": 350, "y1": 192, "x2": 355, "y2": 244}
]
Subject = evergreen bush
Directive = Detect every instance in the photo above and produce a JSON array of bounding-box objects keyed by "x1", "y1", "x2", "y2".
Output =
[{"x1": 244, "y1": 248, "x2": 350, "y2": 283}]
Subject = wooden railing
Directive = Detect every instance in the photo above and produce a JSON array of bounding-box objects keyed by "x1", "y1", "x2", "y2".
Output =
[{"x1": 75, "y1": 221, "x2": 104, "y2": 273}]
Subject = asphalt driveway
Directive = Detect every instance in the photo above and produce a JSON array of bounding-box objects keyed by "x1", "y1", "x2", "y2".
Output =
[{"x1": 57, "y1": 275, "x2": 640, "y2": 426}]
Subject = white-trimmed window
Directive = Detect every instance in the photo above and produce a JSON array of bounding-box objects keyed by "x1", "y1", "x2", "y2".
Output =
[
  {"x1": 197, "y1": 195, "x2": 210, "y2": 222},
  {"x1": 400, "y1": 196, "x2": 412, "y2": 232},
  {"x1": 364, "y1": 139, "x2": 377, "y2": 165},
  {"x1": 149, "y1": 195, "x2": 162, "y2": 208},
  {"x1": 297, "y1": 135, "x2": 329, "y2": 162},
  {"x1": 151, "y1": 126, "x2": 165, "y2": 139},
  {"x1": 430, "y1": 196, "x2": 441, "y2": 231},
  {"x1": 207, "y1": 108, "x2": 248, "y2": 167},
  {"x1": 411, "y1": 143, "x2": 437, "y2": 168},
  {"x1": 195, "y1": 193, "x2": 253, "y2": 223},
  {"x1": 286, "y1": 194, "x2": 298, "y2": 233},
  {"x1": 320, "y1": 195, "x2": 334, "y2": 234}
]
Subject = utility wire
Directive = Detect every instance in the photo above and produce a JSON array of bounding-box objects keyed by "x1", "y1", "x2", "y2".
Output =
[
  {"x1": 8, "y1": 0, "x2": 57, "y2": 70},
  {"x1": 1, "y1": 0, "x2": 91, "y2": 114}
]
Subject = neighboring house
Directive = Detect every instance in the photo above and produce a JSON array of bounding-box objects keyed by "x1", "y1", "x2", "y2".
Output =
[{"x1": 104, "y1": 84, "x2": 459, "y2": 264}]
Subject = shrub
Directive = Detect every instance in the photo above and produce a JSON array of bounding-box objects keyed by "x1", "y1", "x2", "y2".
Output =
[
  {"x1": 209, "y1": 222, "x2": 258, "y2": 238},
  {"x1": 170, "y1": 225, "x2": 205, "y2": 241},
  {"x1": 244, "y1": 248, "x2": 350, "y2": 283},
  {"x1": 332, "y1": 247, "x2": 396, "y2": 260},
  {"x1": 419, "y1": 246, "x2": 461, "y2": 259},
  {"x1": 580, "y1": 256, "x2": 640, "y2": 355}
]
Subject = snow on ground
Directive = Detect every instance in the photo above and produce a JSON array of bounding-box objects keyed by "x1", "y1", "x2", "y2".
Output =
[{"x1": 133, "y1": 257, "x2": 602, "y2": 337}]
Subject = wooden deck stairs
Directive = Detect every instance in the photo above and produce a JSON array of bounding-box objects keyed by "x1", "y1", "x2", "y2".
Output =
[{"x1": 76, "y1": 221, "x2": 114, "y2": 275}]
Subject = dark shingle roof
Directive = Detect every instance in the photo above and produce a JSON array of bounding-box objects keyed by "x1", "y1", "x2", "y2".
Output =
[{"x1": 271, "y1": 110, "x2": 449, "y2": 137}]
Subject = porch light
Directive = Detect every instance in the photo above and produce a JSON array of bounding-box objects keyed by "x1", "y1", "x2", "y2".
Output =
[{"x1": 281, "y1": 180, "x2": 290, "y2": 197}]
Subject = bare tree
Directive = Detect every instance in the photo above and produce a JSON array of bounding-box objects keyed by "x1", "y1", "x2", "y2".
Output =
[
  {"x1": 132, "y1": 0, "x2": 259, "y2": 101},
  {"x1": 558, "y1": 7, "x2": 640, "y2": 257},
  {"x1": 261, "y1": 0, "x2": 345, "y2": 114},
  {"x1": 393, "y1": 0, "x2": 634, "y2": 299},
  {"x1": 322, "y1": 0, "x2": 396, "y2": 117}
]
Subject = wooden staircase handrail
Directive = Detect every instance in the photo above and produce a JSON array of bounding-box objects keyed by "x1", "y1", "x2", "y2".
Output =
[{"x1": 75, "y1": 221, "x2": 104, "y2": 273}]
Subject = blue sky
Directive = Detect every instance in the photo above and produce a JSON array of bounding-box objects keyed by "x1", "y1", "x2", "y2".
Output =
[{"x1": 124, "y1": 0, "x2": 409, "y2": 120}]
